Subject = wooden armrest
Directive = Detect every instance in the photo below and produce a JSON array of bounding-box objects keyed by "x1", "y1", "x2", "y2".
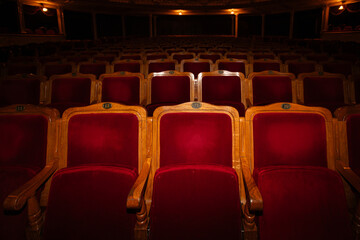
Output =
[
  {"x1": 127, "y1": 158, "x2": 151, "y2": 210},
  {"x1": 336, "y1": 160, "x2": 360, "y2": 193},
  {"x1": 3, "y1": 159, "x2": 58, "y2": 211},
  {"x1": 246, "y1": 98, "x2": 252, "y2": 108},
  {"x1": 241, "y1": 156, "x2": 263, "y2": 212}
]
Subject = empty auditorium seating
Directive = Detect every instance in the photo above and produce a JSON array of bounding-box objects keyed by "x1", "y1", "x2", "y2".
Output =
[
  {"x1": 146, "y1": 71, "x2": 194, "y2": 115},
  {"x1": 297, "y1": 72, "x2": 350, "y2": 113},
  {"x1": 181, "y1": 58, "x2": 212, "y2": 79},
  {"x1": 242, "y1": 103, "x2": 352, "y2": 240},
  {"x1": 145, "y1": 53, "x2": 169, "y2": 61},
  {"x1": 171, "y1": 52, "x2": 196, "y2": 64},
  {"x1": 5, "y1": 62, "x2": 40, "y2": 76},
  {"x1": 1, "y1": 104, "x2": 59, "y2": 240},
  {"x1": 322, "y1": 60, "x2": 353, "y2": 78},
  {"x1": 146, "y1": 59, "x2": 177, "y2": 76},
  {"x1": 246, "y1": 71, "x2": 296, "y2": 106},
  {"x1": 351, "y1": 74, "x2": 360, "y2": 104},
  {"x1": 215, "y1": 59, "x2": 248, "y2": 76},
  {"x1": 285, "y1": 59, "x2": 318, "y2": 77},
  {"x1": 112, "y1": 60, "x2": 144, "y2": 74},
  {"x1": 127, "y1": 102, "x2": 244, "y2": 240},
  {"x1": 305, "y1": 53, "x2": 330, "y2": 63},
  {"x1": 198, "y1": 70, "x2": 246, "y2": 116},
  {"x1": 42, "y1": 62, "x2": 74, "y2": 79},
  {"x1": 198, "y1": 53, "x2": 222, "y2": 63},
  {"x1": 78, "y1": 62, "x2": 109, "y2": 78},
  {"x1": 45, "y1": 73, "x2": 97, "y2": 115},
  {"x1": 98, "y1": 72, "x2": 145, "y2": 105},
  {"x1": 251, "y1": 59, "x2": 282, "y2": 73},
  {"x1": 278, "y1": 53, "x2": 302, "y2": 63},
  {"x1": 251, "y1": 53, "x2": 275, "y2": 61},
  {"x1": 225, "y1": 52, "x2": 249, "y2": 61},
  {"x1": 120, "y1": 54, "x2": 143, "y2": 61}
]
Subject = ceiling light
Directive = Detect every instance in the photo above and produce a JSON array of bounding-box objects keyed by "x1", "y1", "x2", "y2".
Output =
[
  {"x1": 42, "y1": 7, "x2": 48, "y2": 12},
  {"x1": 339, "y1": 1, "x2": 345, "y2": 10}
]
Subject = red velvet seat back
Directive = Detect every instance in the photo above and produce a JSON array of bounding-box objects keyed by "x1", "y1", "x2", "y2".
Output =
[
  {"x1": 0, "y1": 79, "x2": 40, "y2": 106},
  {"x1": 44, "y1": 64, "x2": 72, "y2": 78},
  {"x1": 101, "y1": 76, "x2": 140, "y2": 105},
  {"x1": 93, "y1": 56, "x2": 115, "y2": 63},
  {"x1": 7, "y1": 64, "x2": 38, "y2": 75},
  {"x1": 159, "y1": 112, "x2": 232, "y2": 167},
  {"x1": 254, "y1": 166, "x2": 352, "y2": 240},
  {"x1": 79, "y1": 63, "x2": 106, "y2": 78},
  {"x1": 226, "y1": 53, "x2": 248, "y2": 60},
  {"x1": 113, "y1": 62, "x2": 141, "y2": 73},
  {"x1": 150, "y1": 165, "x2": 241, "y2": 240},
  {"x1": 67, "y1": 113, "x2": 139, "y2": 170},
  {"x1": 323, "y1": 62, "x2": 352, "y2": 77},
  {"x1": 279, "y1": 55, "x2": 301, "y2": 63},
  {"x1": 42, "y1": 166, "x2": 137, "y2": 240},
  {"x1": 218, "y1": 61, "x2": 246, "y2": 75},
  {"x1": 202, "y1": 76, "x2": 242, "y2": 103},
  {"x1": 252, "y1": 76, "x2": 292, "y2": 106},
  {"x1": 146, "y1": 54, "x2": 168, "y2": 61},
  {"x1": 120, "y1": 55, "x2": 142, "y2": 60},
  {"x1": 148, "y1": 62, "x2": 176, "y2": 74},
  {"x1": 199, "y1": 54, "x2": 221, "y2": 63},
  {"x1": 51, "y1": 77, "x2": 91, "y2": 104},
  {"x1": 288, "y1": 62, "x2": 315, "y2": 77},
  {"x1": 253, "y1": 112, "x2": 327, "y2": 169},
  {"x1": 183, "y1": 62, "x2": 211, "y2": 78},
  {"x1": 66, "y1": 56, "x2": 89, "y2": 64},
  {"x1": 151, "y1": 76, "x2": 190, "y2": 103},
  {"x1": 172, "y1": 54, "x2": 194, "y2": 64},
  {"x1": 0, "y1": 114, "x2": 48, "y2": 171},
  {"x1": 346, "y1": 114, "x2": 360, "y2": 176},
  {"x1": 253, "y1": 54, "x2": 275, "y2": 60},
  {"x1": 253, "y1": 62, "x2": 280, "y2": 72}
]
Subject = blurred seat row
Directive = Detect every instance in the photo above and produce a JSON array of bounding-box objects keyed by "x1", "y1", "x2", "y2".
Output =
[{"x1": 0, "y1": 102, "x2": 358, "y2": 240}]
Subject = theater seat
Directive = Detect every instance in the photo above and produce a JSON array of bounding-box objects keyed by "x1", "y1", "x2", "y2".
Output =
[
  {"x1": 215, "y1": 59, "x2": 248, "y2": 76},
  {"x1": 146, "y1": 59, "x2": 176, "y2": 77},
  {"x1": 112, "y1": 60, "x2": 144, "y2": 74},
  {"x1": 251, "y1": 59, "x2": 282, "y2": 73},
  {"x1": 78, "y1": 62, "x2": 110, "y2": 79},
  {"x1": 181, "y1": 58, "x2": 212, "y2": 79}
]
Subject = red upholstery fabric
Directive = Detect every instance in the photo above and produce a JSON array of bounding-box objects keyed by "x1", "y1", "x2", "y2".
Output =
[
  {"x1": 42, "y1": 166, "x2": 137, "y2": 240},
  {"x1": 159, "y1": 113, "x2": 233, "y2": 167},
  {"x1": 93, "y1": 56, "x2": 115, "y2": 63},
  {"x1": 303, "y1": 76, "x2": 345, "y2": 112},
  {"x1": 67, "y1": 113, "x2": 139, "y2": 170},
  {"x1": 323, "y1": 62, "x2": 352, "y2": 77},
  {"x1": 46, "y1": 102, "x2": 88, "y2": 116},
  {"x1": 0, "y1": 115, "x2": 48, "y2": 170},
  {"x1": 288, "y1": 62, "x2": 315, "y2": 77},
  {"x1": 253, "y1": 62, "x2": 280, "y2": 72},
  {"x1": 226, "y1": 54, "x2": 248, "y2": 60},
  {"x1": 218, "y1": 62, "x2": 246, "y2": 75},
  {"x1": 148, "y1": 62, "x2": 176, "y2": 74},
  {"x1": 279, "y1": 55, "x2": 301, "y2": 63},
  {"x1": 146, "y1": 54, "x2": 168, "y2": 61},
  {"x1": 7, "y1": 64, "x2": 37, "y2": 75},
  {"x1": 151, "y1": 76, "x2": 190, "y2": 104},
  {"x1": 346, "y1": 114, "x2": 360, "y2": 176},
  {"x1": 120, "y1": 55, "x2": 142, "y2": 60},
  {"x1": 113, "y1": 62, "x2": 141, "y2": 73},
  {"x1": 150, "y1": 164, "x2": 241, "y2": 240},
  {"x1": 146, "y1": 103, "x2": 180, "y2": 117},
  {"x1": 0, "y1": 79, "x2": 40, "y2": 106},
  {"x1": 252, "y1": 76, "x2": 292, "y2": 106},
  {"x1": 199, "y1": 54, "x2": 221, "y2": 63},
  {"x1": 101, "y1": 76, "x2": 140, "y2": 105},
  {"x1": 253, "y1": 54, "x2": 275, "y2": 60},
  {"x1": 202, "y1": 76, "x2": 242, "y2": 102},
  {"x1": 79, "y1": 63, "x2": 106, "y2": 78},
  {"x1": 253, "y1": 112, "x2": 327, "y2": 169},
  {"x1": 66, "y1": 56, "x2": 89, "y2": 64},
  {"x1": 44, "y1": 64, "x2": 72, "y2": 78},
  {"x1": 0, "y1": 166, "x2": 37, "y2": 240},
  {"x1": 254, "y1": 166, "x2": 352, "y2": 240},
  {"x1": 172, "y1": 54, "x2": 194, "y2": 64},
  {"x1": 183, "y1": 62, "x2": 211, "y2": 78},
  {"x1": 51, "y1": 77, "x2": 91, "y2": 104}
]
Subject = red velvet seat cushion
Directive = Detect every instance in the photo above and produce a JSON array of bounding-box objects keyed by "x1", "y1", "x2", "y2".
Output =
[
  {"x1": 44, "y1": 64, "x2": 72, "y2": 78},
  {"x1": 151, "y1": 76, "x2": 190, "y2": 104},
  {"x1": 0, "y1": 114, "x2": 48, "y2": 170},
  {"x1": 303, "y1": 76, "x2": 345, "y2": 112},
  {"x1": 150, "y1": 164, "x2": 241, "y2": 240},
  {"x1": 160, "y1": 112, "x2": 233, "y2": 167},
  {"x1": 254, "y1": 166, "x2": 352, "y2": 240},
  {"x1": 79, "y1": 63, "x2": 106, "y2": 78},
  {"x1": 101, "y1": 76, "x2": 140, "y2": 105},
  {"x1": 148, "y1": 62, "x2": 176, "y2": 74},
  {"x1": 323, "y1": 62, "x2": 352, "y2": 77},
  {"x1": 252, "y1": 76, "x2": 292, "y2": 106},
  {"x1": 218, "y1": 61, "x2": 246, "y2": 75},
  {"x1": 51, "y1": 77, "x2": 91, "y2": 104},
  {"x1": 346, "y1": 114, "x2": 360, "y2": 176},
  {"x1": 0, "y1": 79, "x2": 40, "y2": 106},
  {"x1": 67, "y1": 113, "x2": 139, "y2": 170},
  {"x1": 113, "y1": 62, "x2": 141, "y2": 73},
  {"x1": 183, "y1": 62, "x2": 211, "y2": 78},
  {"x1": 253, "y1": 62, "x2": 280, "y2": 72},
  {"x1": 0, "y1": 166, "x2": 37, "y2": 240},
  {"x1": 42, "y1": 165, "x2": 137, "y2": 240},
  {"x1": 202, "y1": 75, "x2": 242, "y2": 102},
  {"x1": 288, "y1": 62, "x2": 315, "y2": 77},
  {"x1": 253, "y1": 112, "x2": 327, "y2": 169}
]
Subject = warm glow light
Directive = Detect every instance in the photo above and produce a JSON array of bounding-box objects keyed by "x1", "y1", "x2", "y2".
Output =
[
  {"x1": 179, "y1": 12, "x2": 182, "y2": 15},
  {"x1": 338, "y1": 5, "x2": 344, "y2": 10},
  {"x1": 42, "y1": 7, "x2": 48, "y2": 12},
  {"x1": 231, "y1": 11, "x2": 234, "y2": 14}
]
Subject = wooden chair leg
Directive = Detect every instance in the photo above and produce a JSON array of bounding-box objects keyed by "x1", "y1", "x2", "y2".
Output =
[
  {"x1": 243, "y1": 205, "x2": 258, "y2": 240},
  {"x1": 26, "y1": 196, "x2": 43, "y2": 240},
  {"x1": 134, "y1": 199, "x2": 149, "y2": 240}
]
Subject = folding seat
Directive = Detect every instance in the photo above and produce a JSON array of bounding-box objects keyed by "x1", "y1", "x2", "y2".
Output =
[
  {"x1": 305, "y1": 53, "x2": 330, "y2": 63},
  {"x1": 0, "y1": 75, "x2": 46, "y2": 107},
  {"x1": 187, "y1": 48, "x2": 207, "y2": 55},
  {"x1": 146, "y1": 59, "x2": 177, "y2": 77},
  {"x1": 278, "y1": 53, "x2": 302, "y2": 63},
  {"x1": 146, "y1": 71, "x2": 194, "y2": 116},
  {"x1": 120, "y1": 54, "x2": 143, "y2": 61},
  {"x1": 77, "y1": 61, "x2": 110, "y2": 79},
  {"x1": 45, "y1": 73, "x2": 97, "y2": 115},
  {"x1": 170, "y1": 52, "x2": 196, "y2": 64},
  {"x1": 198, "y1": 53, "x2": 222, "y2": 63},
  {"x1": 112, "y1": 59, "x2": 144, "y2": 74},
  {"x1": 181, "y1": 58, "x2": 212, "y2": 79},
  {"x1": 165, "y1": 48, "x2": 184, "y2": 56},
  {"x1": 198, "y1": 70, "x2": 246, "y2": 116},
  {"x1": 127, "y1": 102, "x2": 245, "y2": 240},
  {"x1": 6, "y1": 62, "x2": 40, "y2": 76},
  {"x1": 225, "y1": 52, "x2": 249, "y2": 61},
  {"x1": 242, "y1": 103, "x2": 353, "y2": 240},
  {"x1": 246, "y1": 71, "x2": 296, "y2": 107},
  {"x1": 66, "y1": 55, "x2": 90, "y2": 64},
  {"x1": 98, "y1": 72, "x2": 146, "y2": 105},
  {"x1": 93, "y1": 55, "x2": 116, "y2": 64},
  {"x1": 251, "y1": 59, "x2": 282, "y2": 73},
  {"x1": 285, "y1": 59, "x2": 318, "y2": 77},
  {"x1": 251, "y1": 53, "x2": 275, "y2": 61},
  {"x1": 208, "y1": 48, "x2": 227, "y2": 56},
  {"x1": 42, "y1": 62, "x2": 74, "y2": 79},
  {"x1": 215, "y1": 58, "x2": 248, "y2": 76},
  {"x1": 322, "y1": 60, "x2": 353, "y2": 79},
  {"x1": 145, "y1": 53, "x2": 169, "y2": 61},
  {"x1": 6, "y1": 103, "x2": 147, "y2": 240},
  {"x1": 297, "y1": 72, "x2": 351, "y2": 113},
  {"x1": 1, "y1": 104, "x2": 59, "y2": 240}
]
